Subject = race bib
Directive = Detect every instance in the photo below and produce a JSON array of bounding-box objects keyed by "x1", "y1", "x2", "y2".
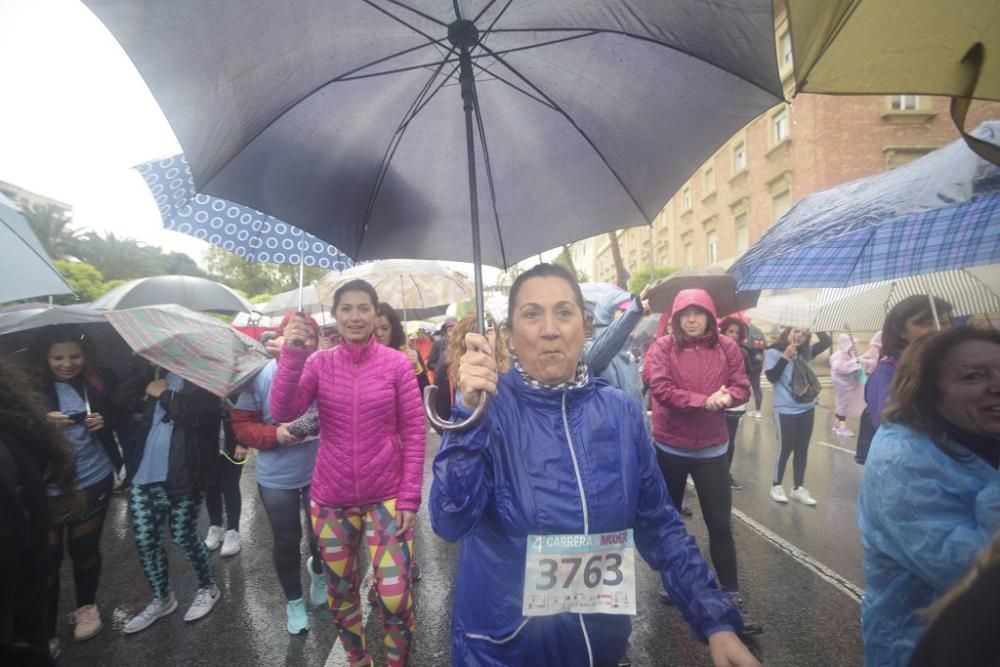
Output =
[{"x1": 522, "y1": 529, "x2": 637, "y2": 617}]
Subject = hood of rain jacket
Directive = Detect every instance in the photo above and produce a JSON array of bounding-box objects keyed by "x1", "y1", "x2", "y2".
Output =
[
  {"x1": 431, "y1": 369, "x2": 741, "y2": 666},
  {"x1": 583, "y1": 288, "x2": 644, "y2": 408},
  {"x1": 269, "y1": 337, "x2": 426, "y2": 512},
  {"x1": 643, "y1": 290, "x2": 750, "y2": 449},
  {"x1": 858, "y1": 422, "x2": 1000, "y2": 667}
]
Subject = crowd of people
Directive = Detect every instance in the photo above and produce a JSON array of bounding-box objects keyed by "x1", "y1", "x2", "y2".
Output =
[{"x1": 0, "y1": 263, "x2": 997, "y2": 667}]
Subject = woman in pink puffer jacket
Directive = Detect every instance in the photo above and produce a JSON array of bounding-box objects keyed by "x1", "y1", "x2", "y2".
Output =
[{"x1": 271, "y1": 279, "x2": 425, "y2": 667}]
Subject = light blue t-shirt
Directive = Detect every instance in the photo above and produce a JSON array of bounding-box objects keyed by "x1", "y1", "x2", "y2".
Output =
[
  {"x1": 54, "y1": 382, "x2": 113, "y2": 490},
  {"x1": 133, "y1": 372, "x2": 185, "y2": 486},
  {"x1": 235, "y1": 360, "x2": 319, "y2": 490},
  {"x1": 654, "y1": 441, "x2": 729, "y2": 459},
  {"x1": 764, "y1": 348, "x2": 819, "y2": 415}
]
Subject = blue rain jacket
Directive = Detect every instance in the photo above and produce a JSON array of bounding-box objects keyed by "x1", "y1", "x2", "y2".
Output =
[
  {"x1": 583, "y1": 289, "x2": 644, "y2": 409},
  {"x1": 431, "y1": 369, "x2": 741, "y2": 667},
  {"x1": 857, "y1": 423, "x2": 1000, "y2": 666}
]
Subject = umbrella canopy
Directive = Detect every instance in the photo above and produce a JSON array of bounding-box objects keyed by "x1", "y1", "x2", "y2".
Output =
[
  {"x1": 82, "y1": 1, "x2": 783, "y2": 268},
  {"x1": 648, "y1": 267, "x2": 759, "y2": 316},
  {"x1": 0, "y1": 192, "x2": 74, "y2": 303},
  {"x1": 730, "y1": 121, "x2": 1000, "y2": 291},
  {"x1": 105, "y1": 305, "x2": 270, "y2": 398},
  {"x1": 259, "y1": 285, "x2": 325, "y2": 317},
  {"x1": 136, "y1": 154, "x2": 352, "y2": 272},
  {"x1": 92, "y1": 275, "x2": 253, "y2": 314},
  {"x1": 317, "y1": 260, "x2": 475, "y2": 312},
  {"x1": 811, "y1": 265, "x2": 1000, "y2": 332},
  {"x1": 750, "y1": 295, "x2": 814, "y2": 330},
  {"x1": 787, "y1": 0, "x2": 999, "y2": 101}
]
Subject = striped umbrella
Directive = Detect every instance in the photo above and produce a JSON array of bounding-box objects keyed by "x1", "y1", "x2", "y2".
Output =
[
  {"x1": 104, "y1": 305, "x2": 270, "y2": 398},
  {"x1": 317, "y1": 260, "x2": 475, "y2": 318},
  {"x1": 811, "y1": 265, "x2": 1000, "y2": 332}
]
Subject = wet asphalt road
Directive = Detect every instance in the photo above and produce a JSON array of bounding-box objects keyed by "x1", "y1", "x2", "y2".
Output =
[{"x1": 57, "y1": 388, "x2": 866, "y2": 666}]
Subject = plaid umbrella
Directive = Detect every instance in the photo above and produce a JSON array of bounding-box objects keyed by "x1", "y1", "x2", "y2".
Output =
[
  {"x1": 730, "y1": 121, "x2": 1000, "y2": 291},
  {"x1": 104, "y1": 305, "x2": 270, "y2": 397},
  {"x1": 811, "y1": 265, "x2": 1000, "y2": 332}
]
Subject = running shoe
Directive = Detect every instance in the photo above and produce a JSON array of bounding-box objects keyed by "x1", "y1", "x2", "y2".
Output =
[
  {"x1": 220, "y1": 530, "x2": 241, "y2": 557},
  {"x1": 123, "y1": 593, "x2": 178, "y2": 634},
  {"x1": 411, "y1": 560, "x2": 422, "y2": 583},
  {"x1": 204, "y1": 525, "x2": 224, "y2": 551},
  {"x1": 183, "y1": 585, "x2": 220, "y2": 622},
  {"x1": 751, "y1": 411, "x2": 762, "y2": 420},
  {"x1": 679, "y1": 505, "x2": 693, "y2": 518},
  {"x1": 286, "y1": 598, "x2": 309, "y2": 635},
  {"x1": 307, "y1": 557, "x2": 327, "y2": 608},
  {"x1": 658, "y1": 590, "x2": 676, "y2": 606},
  {"x1": 770, "y1": 485, "x2": 788, "y2": 503},
  {"x1": 789, "y1": 487, "x2": 818, "y2": 506},
  {"x1": 71, "y1": 604, "x2": 103, "y2": 641},
  {"x1": 729, "y1": 476, "x2": 742, "y2": 490}
]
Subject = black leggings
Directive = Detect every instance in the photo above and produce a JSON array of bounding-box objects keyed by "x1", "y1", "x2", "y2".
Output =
[
  {"x1": 47, "y1": 474, "x2": 113, "y2": 638},
  {"x1": 750, "y1": 372, "x2": 763, "y2": 411},
  {"x1": 773, "y1": 410, "x2": 816, "y2": 488},
  {"x1": 657, "y1": 451, "x2": 739, "y2": 591},
  {"x1": 257, "y1": 484, "x2": 323, "y2": 601},
  {"x1": 725, "y1": 412, "x2": 743, "y2": 469},
  {"x1": 855, "y1": 407, "x2": 876, "y2": 464},
  {"x1": 206, "y1": 454, "x2": 243, "y2": 530}
]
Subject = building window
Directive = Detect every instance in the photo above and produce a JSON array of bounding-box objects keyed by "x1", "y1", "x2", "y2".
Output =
[
  {"x1": 733, "y1": 141, "x2": 747, "y2": 174},
  {"x1": 779, "y1": 31, "x2": 793, "y2": 69},
  {"x1": 772, "y1": 109, "x2": 789, "y2": 144},
  {"x1": 703, "y1": 166, "x2": 715, "y2": 195},
  {"x1": 735, "y1": 213, "x2": 749, "y2": 253},
  {"x1": 890, "y1": 95, "x2": 920, "y2": 111},
  {"x1": 682, "y1": 186, "x2": 692, "y2": 211},
  {"x1": 684, "y1": 243, "x2": 694, "y2": 267},
  {"x1": 772, "y1": 190, "x2": 791, "y2": 224},
  {"x1": 707, "y1": 231, "x2": 718, "y2": 264}
]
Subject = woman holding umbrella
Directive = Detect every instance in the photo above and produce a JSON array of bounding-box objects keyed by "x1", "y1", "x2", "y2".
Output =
[
  {"x1": 431, "y1": 264, "x2": 758, "y2": 666},
  {"x1": 273, "y1": 280, "x2": 425, "y2": 667},
  {"x1": 29, "y1": 325, "x2": 121, "y2": 652}
]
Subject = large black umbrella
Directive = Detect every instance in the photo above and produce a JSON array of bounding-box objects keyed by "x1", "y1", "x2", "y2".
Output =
[
  {"x1": 91, "y1": 275, "x2": 253, "y2": 314},
  {"x1": 83, "y1": 1, "x2": 783, "y2": 427}
]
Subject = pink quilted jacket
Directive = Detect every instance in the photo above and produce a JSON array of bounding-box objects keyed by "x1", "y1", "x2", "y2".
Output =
[{"x1": 269, "y1": 337, "x2": 426, "y2": 512}]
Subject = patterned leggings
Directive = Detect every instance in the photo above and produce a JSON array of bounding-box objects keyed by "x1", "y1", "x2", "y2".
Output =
[
  {"x1": 129, "y1": 484, "x2": 214, "y2": 599},
  {"x1": 311, "y1": 499, "x2": 414, "y2": 667}
]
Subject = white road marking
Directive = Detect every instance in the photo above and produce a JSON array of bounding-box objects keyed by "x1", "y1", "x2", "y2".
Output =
[
  {"x1": 816, "y1": 440, "x2": 857, "y2": 455},
  {"x1": 731, "y1": 508, "x2": 864, "y2": 604}
]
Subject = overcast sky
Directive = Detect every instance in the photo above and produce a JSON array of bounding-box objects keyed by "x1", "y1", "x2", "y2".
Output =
[{"x1": 0, "y1": 0, "x2": 520, "y2": 280}]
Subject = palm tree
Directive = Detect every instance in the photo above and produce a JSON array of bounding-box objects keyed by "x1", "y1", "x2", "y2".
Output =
[
  {"x1": 22, "y1": 203, "x2": 84, "y2": 259},
  {"x1": 75, "y1": 232, "x2": 160, "y2": 280}
]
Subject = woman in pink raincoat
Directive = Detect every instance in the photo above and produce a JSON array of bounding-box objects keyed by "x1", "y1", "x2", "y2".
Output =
[{"x1": 830, "y1": 334, "x2": 867, "y2": 437}]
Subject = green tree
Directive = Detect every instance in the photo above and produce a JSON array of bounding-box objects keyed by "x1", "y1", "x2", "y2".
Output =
[
  {"x1": 23, "y1": 204, "x2": 83, "y2": 259},
  {"x1": 204, "y1": 246, "x2": 325, "y2": 298},
  {"x1": 627, "y1": 265, "x2": 677, "y2": 295},
  {"x1": 52, "y1": 259, "x2": 105, "y2": 304}
]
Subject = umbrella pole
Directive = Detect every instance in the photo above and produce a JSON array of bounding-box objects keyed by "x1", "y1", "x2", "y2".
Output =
[
  {"x1": 297, "y1": 250, "x2": 305, "y2": 313},
  {"x1": 423, "y1": 19, "x2": 488, "y2": 432},
  {"x1": 928, "y1": 294, "x2": 941, "y2": 330}
]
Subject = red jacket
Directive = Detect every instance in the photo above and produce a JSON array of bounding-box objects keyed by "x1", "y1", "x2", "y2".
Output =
[{"x1": 644, "y1": 289, "x2": 750, "y2": 451}]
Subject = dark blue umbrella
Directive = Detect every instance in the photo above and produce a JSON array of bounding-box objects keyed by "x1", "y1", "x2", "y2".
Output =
[
  {"x1": 730, "y1": 121, "x2": 1000, "y2": 290},
  {"x1": 83, "y1": 0, "x2": 784, "y2": 429}
]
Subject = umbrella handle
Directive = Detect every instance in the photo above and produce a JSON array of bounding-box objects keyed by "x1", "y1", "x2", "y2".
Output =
[{"x1": 423, "y1": 385, "x2": 488, "y2": 432}]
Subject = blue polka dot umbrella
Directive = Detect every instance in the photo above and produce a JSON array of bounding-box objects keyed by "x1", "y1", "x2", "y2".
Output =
[{"x1": 136, "y1": 154, "x2": 352, "y2": 308}]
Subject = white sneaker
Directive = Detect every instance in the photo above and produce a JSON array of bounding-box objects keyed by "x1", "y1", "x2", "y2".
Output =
[
  {"x1": 183, "y1": 585, "x2": 220, "y2": 622},
  {"x1": 123, "y1": 593, "x2": 178, "y2": 634},
  {"x1": 751, "y1": 411, "x2": 762, "y2": 420},
  {"x1": 220, "y1": 530, "x2": 241, "y2": 557},
  {"x1": 204, "y1": 525, "x2": 224, "y2": 551},
  {"x1": 790, "y1": 487, "x2": 818, "y2": 506},
  {"x1": 770, "y1": 484, "x2": 788, "y2": 503}
]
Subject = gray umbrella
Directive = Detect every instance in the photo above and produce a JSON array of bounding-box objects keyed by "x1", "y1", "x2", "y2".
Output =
[
  {"x1": 0, "y1": 192, "x2": 73, "y2": 303},
  {"x1": 83, "y1": 0, "x2": 783, "y2": 427},
  {"x1": 91, "y1": 275, "x2": 253, "y2": 314}
]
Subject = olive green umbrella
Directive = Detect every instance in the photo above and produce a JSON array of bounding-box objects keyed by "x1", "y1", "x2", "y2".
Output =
[{"x1": 786, "y1": 0, "x2": 1000, "y2": 163}]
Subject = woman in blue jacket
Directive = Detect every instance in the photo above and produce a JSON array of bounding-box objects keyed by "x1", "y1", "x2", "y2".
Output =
[
  {"x1": 857, "y1": 326, "x2": 999, "y2": 666},
  {"x1": 431, "y1": 263, "x2": 757, "y2": 667}
]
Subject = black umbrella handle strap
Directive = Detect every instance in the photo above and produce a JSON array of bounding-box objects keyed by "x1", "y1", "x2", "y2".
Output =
[{"x1": 423, "y1": 385, "x2": 488, "y2": 432}]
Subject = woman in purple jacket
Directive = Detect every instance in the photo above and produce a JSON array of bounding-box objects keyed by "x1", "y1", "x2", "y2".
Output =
[{"x1": 272, "y1": 280, "x2": 425, "y2": 667}]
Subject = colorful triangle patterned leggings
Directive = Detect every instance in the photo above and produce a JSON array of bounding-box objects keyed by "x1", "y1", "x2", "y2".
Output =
[{"x1": 310, "y1": 498, "x2": 414, "y2": 667}]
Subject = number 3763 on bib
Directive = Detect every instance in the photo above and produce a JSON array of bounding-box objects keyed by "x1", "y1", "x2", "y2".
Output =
[{"x1": 522, "y1": 529, "x2": 637, "y2": 617}]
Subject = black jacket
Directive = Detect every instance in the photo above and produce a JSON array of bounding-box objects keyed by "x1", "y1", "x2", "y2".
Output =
[
  {"x1": 116, "y1": 367, "x2": 221, "y2": 497},
  {"x1": 40, "y1": 368, "x2": 123, "y2": 471}
]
